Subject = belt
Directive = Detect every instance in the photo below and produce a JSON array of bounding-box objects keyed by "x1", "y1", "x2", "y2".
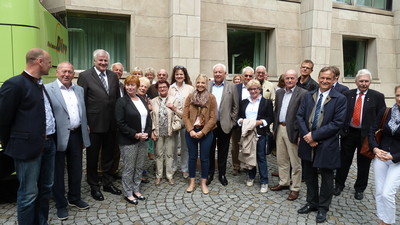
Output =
[
  {"x1": 279, "y1": 122, "x2": 286, "y2": 126},
  {"x1": 194, "y1": 125, "x2": 204, "y2": 129},
  {"x1": 69, "y1": 126, "x2": 81, "y2": 132},
  {"x1": 45, "y1": 134, "x2": 55, "y2": 141}
]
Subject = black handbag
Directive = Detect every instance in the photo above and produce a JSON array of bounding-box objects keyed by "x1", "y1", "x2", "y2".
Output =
[{"x1": 266, "y1": 132, "x2": 276, "y2": 155}]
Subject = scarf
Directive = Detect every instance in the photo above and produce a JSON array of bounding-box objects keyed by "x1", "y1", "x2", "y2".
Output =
[
  {"x1": 388, "y1": 104, "x2": 400, "y2": 135},
  {"x1": 191, "y1": 90, "x2": 209, "y2": 108}
]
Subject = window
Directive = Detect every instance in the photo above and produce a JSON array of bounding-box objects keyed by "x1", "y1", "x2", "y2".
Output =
[
  {"x1": 343, "y1": 39, "x2": 367, "y2": 77},
  {"x1": 333, "y1": 0, "x2": 392, "y2": 10},
  {"x1": 67, "y1": 15, "x2": 129, "y2": 70},
  {"x1": 227, "y1": 28, "x2": 267, "y2": 74}
]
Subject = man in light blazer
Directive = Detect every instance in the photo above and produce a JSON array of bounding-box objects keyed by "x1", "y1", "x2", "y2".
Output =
[
  {"x1": 270, "y1": 69, "x2": 307, "y2": 201},
  {"x1": 207, "y1": 63, "x2": 239, "y2": 186},
  {"x1": 77, "y1": 49, "x2": 122, "y2": 201},
  {"x1": 46, "y1": 62, "x2": 91, "y2": 220}
]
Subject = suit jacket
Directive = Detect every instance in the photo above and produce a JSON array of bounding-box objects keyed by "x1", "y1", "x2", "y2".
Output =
[
  {"x1": 273, "y1": 86, "x2": 307, "y2": 143},
  {"x1": 334, "y1": 82, "x2": 349, "y2": 94},
  {"x1": 45, "y1": 80, "x2": 91, "y2": 151},
  {"x1": 208, "y1": 80, "x2": 239, "y2": 133},
  {"x1": 239, "y1": 97, "x2": 274, "y2": 136},
  {"x1": 0, "y1": 72, "x2": 46, "y2": 160},
  {"x1": 77, "y1": 67, "x2": 120, "y2": 133},
  {"x1": 296, "y1": 88, "x2": 347, "y2": 169},
  {"x1": 115, "y1": 95, "x2": 152, "y2": 145},
  {"x1": 341, "y1": 88, "x2": 386, "y2": 139},
  {"x1": 369, "y1": 107, "x2": 400, "y2": 163}
]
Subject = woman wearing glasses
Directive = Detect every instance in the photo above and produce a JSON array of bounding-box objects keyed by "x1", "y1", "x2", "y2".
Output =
[
  {"x1": 237, "y1": 79, "x2": 274, "y2": 193},
  {"x1": 168, "y1": 66, "x2": 194, "y2": 179}
]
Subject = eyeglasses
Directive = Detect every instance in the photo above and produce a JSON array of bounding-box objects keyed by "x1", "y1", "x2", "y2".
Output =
[
  {"x1": 301, "y1": 66, "x2": 312, "y2": 70},
  {"x1": 248, "y1": 88, "x2": 259, "y2": 91},
  {"x1": 158, "y1": 86, "x2": 168, "y2": 89},
  {"x1": 174, "y1": 65, "x2": 185, "y2": 69},
  {"x1": 244, "y1": 75, "x2": 253, "y2": 78}
]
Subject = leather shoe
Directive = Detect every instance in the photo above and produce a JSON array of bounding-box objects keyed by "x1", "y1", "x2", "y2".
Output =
[
  {"x1": 297, "y1": 204, "x2": 318, "y2": 214},
  {"x1": 354, "y1": 191, "x2": 364, "y2": 200},
  {"x1": 333, "y1": 187, "x2": 342, "y2": 196},
  {"x1": 91, "y1": 190, "x2": 104, "y2": 201},
  {"x1": 133, "y1": 193, "x2": 146, "y2": 201},
  {"x1": 287, "y1": 191, "x2": 299, "y2": 201},
  {"x1": 232, "y1": 169, "x2": 239, "y2": 176},
  {"x1": 270, "y1": 184, "x2": 290, "y2": 191},
  {"x1": 206, "y1": 175, "x2": 214, "y2": 185},
  {"x1": 316, "y1": 210, "x2": 327, "y2": 223},
  {"x1": 124, "y1": 197, "x2": 138, "y2": 205},
  {"x1": 219, "y1": 175, "x2": 228, "y2": 186},
  {"x1": 103, "y1": 185, "x2": 122, "y2": 195}
]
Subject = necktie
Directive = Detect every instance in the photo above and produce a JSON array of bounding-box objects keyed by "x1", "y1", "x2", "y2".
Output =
[
  {"x1": 312, "y1": 93, "x2": 323, "y2": 130},
  {"x1": 352, "y1": 92, "x2": 363, "y2": 127},
  {"x1": 99, "y1": 72, "x2": 109, "y2": 94}
]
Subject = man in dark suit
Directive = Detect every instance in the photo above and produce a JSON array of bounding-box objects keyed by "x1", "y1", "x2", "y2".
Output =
[
  {"x1": 331, "y1": 66, "x2": 349, "y2": 94},
  {"x1": 46, "y1": 62, "x2": 91, "y2": 220},
  {"x1": 230, "y1": 66, "x2": 254, "y2": 175},
  {"x1": 296, "y1": 66, "x2": 347, "y2": 223},
  {"x1": 207, "y1": 63, "x2": 239, "y2": 186},
  {"x1": 0, "y1": 48, "x2": 56, "y2": 224},
  {"x1": 334, "y1": 69, "x2": 386, "y2": 200},
  {"x1": 147, "y1": 69, "x2": 168, "y2": 99},
  {"x1": 270, "y1": 69, "x2": 307, "y2": 201},
  {"x1": 77, "y1": 49, "x2": 122, "y2": 201}
]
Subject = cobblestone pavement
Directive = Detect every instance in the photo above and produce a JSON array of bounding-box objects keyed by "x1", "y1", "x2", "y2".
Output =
[{"x1": 1, "y1": 152, "x2": 399, "y2": 225}]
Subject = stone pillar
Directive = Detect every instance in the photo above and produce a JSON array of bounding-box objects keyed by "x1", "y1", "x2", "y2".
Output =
[
  {"x1": 169, "y1": 0, "x2": 201, "y2": 81},
  {"x1": 300, "y1": 0, "x2": 333, "y2": 75},
  {"x1": 393, "y1": 0, "x2": 400, "y2": 82}
]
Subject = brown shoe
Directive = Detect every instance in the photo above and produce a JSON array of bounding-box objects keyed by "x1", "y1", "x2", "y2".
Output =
[
  {"x1": 155, "y1": 178, "x2": 161, "y2": 185},
  {"x1": 287, "y1": 191, "x2": 299, "y2": 201},
  {"x1": 232, "y1": 169, "x2": 239, "y2": 176},
  {"x1": 168, "y1": 178, "x2": 175, "y2": 185},
  {"x1": 271, "y1": 172, "x2": 279, "y2": 177},
  {"x1": 270, "y1": 184, "x2": 290, "y2": 191}
]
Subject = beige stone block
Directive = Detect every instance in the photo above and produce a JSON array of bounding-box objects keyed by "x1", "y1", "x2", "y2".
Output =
[
  {"x1": 277, "y1": 0, "x2": 300, "y2": 12},
  {"x1": 135, "y1": 16, "x2": 169, "y2": 38},
  {"x1": 200, "y1": 40, "x2": 225, "y2": 61},
  {"x1": 136, "y1": 37, "x2": 169, "y2": 58},
  {"x1": 181, "y1": 0, "x2": 195, "y2": 15},
  {"x1": 186, "y1": 58, "x2": 201, "y2": 78},
  {"x1": 201, "y1": 2, "x2": 222, "y2": 22},
  {"x1": 187, "y1": 16, "x2": 200, "y2": 37},
  {"x1": 329, "y1": 49, "x2": 342, "y2": 67},
  {"x1": 314, "y1": 47, "x2": 329, "y2": 65},
  {"x1": 277, "y1": 29, "x2": 301, "y2": 47},
  {"x1": 128, "y1": 0, "x2": 169, "y2": 17},
  {"x1": 180, "y1": 37, "x2": 194, "y2": 58},
  {"x1": 170, "y1": 58, "x2": 187, "y2": 69},
  {"x1": 171, "y1": 14, "x2": 187, "y2": 36},
  {"x1": 377, "y1": 39, "x2": 395, "y2": 54},
  {"x1": 194, "y1": 0, "x2": 201, "y2": 16},
  {"x1": 134, "y1": 58, "x2": 170, "y2": 73},
  {"x1": 379, "y1": 54, "x2": 396, "y2": 69},
  {"x1": 301, "y1": 29, "x2": 312, "y2": 47},
  {"x1": 193, "y1": 37, "x2": 200, "y2": 58},
  {"x1": 337, "y1": 9, "x2": 359, "y2": 20},
  {"x1": 330, "y1": 33, "x2": 342, "y2": 50},
  {"x1": 171, "y1": 0, "x2": 180, "y2": 14},
  {"x1": 372, "y1": 24, "x2": 394, "y2": 39},
  {"x1": 170, "y1": 37, "x2": 180, "y2": 58},
  {"x1": 71, "y1": 0, "x2": 122, "y2": 9},
  {"x1": 277, "y1": 12, "x2": 299, "y2": 29},
  {"x1": 201, "y1": 22, "x2": 225, "y2": 42},
  {"x1": 277, "y1": 46, "x2": 301, "y2": 64}
]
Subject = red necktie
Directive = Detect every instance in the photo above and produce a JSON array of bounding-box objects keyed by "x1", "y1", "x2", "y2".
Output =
[{"x1": 352, "y1": 92, "x2": 363, "y2": 127}]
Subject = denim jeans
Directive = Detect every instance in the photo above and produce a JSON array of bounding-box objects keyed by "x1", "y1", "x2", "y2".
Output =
[
  {"x1": 185, "y1": 128, "x2": 214, "y2": 179},
  {"x1": 14, "y1": 136, "x2": 56, "y2": 225},
  {"x1": 248, "y1": 135, "x2": 269, "y2": 184}
]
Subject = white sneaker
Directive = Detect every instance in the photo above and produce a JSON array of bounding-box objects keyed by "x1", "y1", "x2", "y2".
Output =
[
  {"x1": 260, "y1": 184, "x2": 268, "y2": 193},
  {"x1": 246, "y1": 179, "x2": 254, "y2": 187}
]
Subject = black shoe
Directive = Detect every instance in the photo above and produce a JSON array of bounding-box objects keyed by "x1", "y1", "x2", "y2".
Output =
[
  {"x1": 124, "y1": 197, "x2": 138, "y2": 205},
  {"x1": 103, "y1": 185, "x2": 122, "y2": 195},
  {"x1": 316, "y1": 210, "x2": 327, "y2": 223},
  {"x1": 333, "y1": 187, "x2": 342, "y2": 196},
  {"x1": 91, "y1": 190, "x2": 104, "y2": 201},
  {"x1": 113, "y1": 173, "x2": 122, "y2": 180},
  {"x1": 141, "y1": 178, "x2": 150, "y2": 184},
  {"x1": 133, "y1": 193, "x2": 146, "y2": 201},
  {"x1": 206, "y1": 175, "x2": 214, "y2": 185},
  {"x1": 219, "y1": 175, "x2": 228, "y2": 186},
  {"x1": 297, "y1": 204, "x2": 318, "y2": 214},
  {"x1": 354, "y1": 191, "x2": 364, "y2": 200}
]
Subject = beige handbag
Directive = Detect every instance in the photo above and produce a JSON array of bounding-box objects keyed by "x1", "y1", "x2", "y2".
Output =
[{"x1": 172, "y1": 114, "x2": 182, "y2": 131}]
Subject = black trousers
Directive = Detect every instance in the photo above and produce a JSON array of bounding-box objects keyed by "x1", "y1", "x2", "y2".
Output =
[
  {"x1": 208, "y1": 122, "x2": 232, "y2": 177},
  {"x1": 335, "y1": 127, "x2": 372, "y2": 192},
  {"x1": 86, "y1": 130, "x2": 116, "y2": 190},
  {"x1": 303, "y1": 160, "x2": 334, "y2": 212},
  {"x1": 53, "y1": 129, "x2": 83, "y2": 209}
]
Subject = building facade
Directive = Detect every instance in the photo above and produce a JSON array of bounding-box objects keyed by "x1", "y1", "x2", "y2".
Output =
[{"x1": 43, "y1": 0, "x2": 399, "y2": 103}]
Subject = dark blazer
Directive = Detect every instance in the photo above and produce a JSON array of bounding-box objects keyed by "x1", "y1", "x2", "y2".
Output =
[
  {"x1": 0, "y1": 72, "x2": 46, "y2": 160},
  {"x1": 273, "y1": 86, "x2": 307, "y2": 143},
  {"x1": 147, "y1": 84, "x2": 158, "y2": 99},
  {"x1": 239, "y1": 97, "x2": 274, "y2": 136},
  {"x1": 369, "y1": 107, "x2": 400, "y2": 163},
  {"x1": 236, "y1": 83, "x2": 245, "y2": 101},
  {"x1": 296, "y1": 88, "x2": 347, "y2": 169},
  {"x1": 341, "y1": 88, "x2": 386, "y2": 139},
  {"x1": 115, "y1": 95, "x2": 152, "y2": 145},
  {"x1": 77, "y1": 67, "x2": 120, "y2": 133},
  {"x1": 334, "y1": 82, "x2": 349, "y2": 94}
]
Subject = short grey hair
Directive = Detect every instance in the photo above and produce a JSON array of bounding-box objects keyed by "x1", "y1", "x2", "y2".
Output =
[
  {"x1": 139, "y1": 77, "x2": 151, "y2": 88},
  {"x1": 355, "y1": 69, "x2": 372, "y2": 81},
  {"x1": 213, "y1": 63, "x2": 227, "y2": 73},
  {"x1": 242, "y1": 66, "x2": 254, "y2": 75},
  {"x1": 111, "y1": 62, "x2": 124, "y2": 70},
  {"x1": 246, "y1": 79, "x2": 261, "y2": 89},
  {"x1": 93, "y1": 49, "x2": 110, "y2": 60},
  {"x1": 255, "y1": 65, "x2": 266, "y2": 72}
]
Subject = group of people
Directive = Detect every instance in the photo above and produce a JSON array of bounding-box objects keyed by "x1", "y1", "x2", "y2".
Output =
[{"x1": 0, "y1": 48, "x2": 399, "y2": 225}]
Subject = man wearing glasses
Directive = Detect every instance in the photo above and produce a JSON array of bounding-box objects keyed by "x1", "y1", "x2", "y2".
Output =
[
  {"x1": 298, "y1": 60, "x2": 319, "y2": 91},
  {"x1": 255, "y1": 65, "x2": 275, "y2": 102}
]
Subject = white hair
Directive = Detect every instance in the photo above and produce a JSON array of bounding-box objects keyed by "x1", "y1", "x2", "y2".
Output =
[
  {"x1": 242, "y1": 66, "x2": 254, "y2": 75},
  {"x1": 93, "y1": 49, "x2": 110, "y2": 60},
  {"x1": 355, "y1": 69, "x2": 372, "y2": 81},
  {"x1": 212, "y1": 63, "x2": 227, "y2": 73},
  {"x1": 255, "y1": 65, "x2": 266, "y2": 72},
  {"x1": 111, "y1": 62, "x2": 124, "y2": 70}
]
